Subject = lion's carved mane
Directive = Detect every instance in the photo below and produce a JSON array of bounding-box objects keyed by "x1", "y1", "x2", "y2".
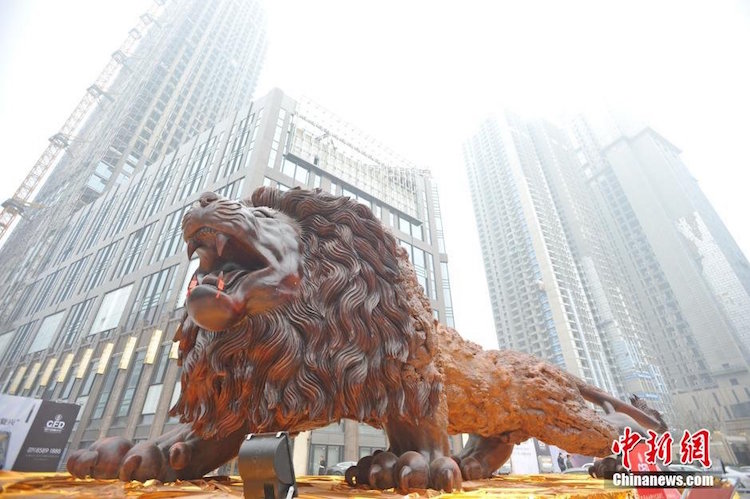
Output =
[{"x1": 172, "y1": 187, "x2": 442, "y2": 438}]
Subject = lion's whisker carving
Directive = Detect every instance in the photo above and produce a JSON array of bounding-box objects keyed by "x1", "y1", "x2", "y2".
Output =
[{"x1": 67, "y1": 187, "x2": 667, "y2": 491}]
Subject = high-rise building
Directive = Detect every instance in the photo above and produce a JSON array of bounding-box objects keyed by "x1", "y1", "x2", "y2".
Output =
[
  {"x1": 464, "y1": 113, "x2": 671, "y2": 414},
  {"x1": 0, "y1": 0, "x2": 267, "y2": 324},
  {"x1": 569, "y1": 113, "x2": 750, "y2": 463},
  {"x1": 0, "y1": 89, "x2": 456, "y2": 474}
]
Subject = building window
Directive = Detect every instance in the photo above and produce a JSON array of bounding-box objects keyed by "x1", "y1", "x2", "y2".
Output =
[
  {"x1": 115, "y1": 223, "x2": 156, "y2": 278},
  {"x1": 107, "y1": 174, "x2": 148, "y2": 238},
  {"x1": 218, "y1": 117, "x2": 250, "y2": 179},
  {"x1": 140, "y1": 156, "x2": 183, "y2": 221},
  {"x1": 175, "y1": 138, "x2": 214, "y2": 201},
  {"x1": 215, "y1": 178, "x2": 245, "y2": 200},
  {"x1": 90, "y1": 354, "x2": 121, "y2": 421},
  {"x1": 140, "y1": 344, "x2": 172, "y2": 424},
  {"x1": 81, "y1": 195, "x2": 119, "y2": 251},
  {"x1": 114, "y1": 350, "x2": 146, "y2": 423},
  {"x1": 308, "y1": 444, "x2": 343, "y2": 475},
  {"x1": 167, "y1": 381, "x2": 182, "y2": 423},
  {"x1": 440, "y1": 262, "x2": 455, "y2": 328},
  {"x1": 175, "y1": 259, "x2": 200, "y2": 309},
  {"x1": 78, "y1": 359, "x2": 100, "y2": 398},
  {"x1": 151, "y1": 206, "x2": 190, "y2": 264},
  {"x1": 398, "y1": 240, "x2": 432, "y2": 299},
  {"x1": 57, "y1": 298, "x2": 95, "y2": 348},
  {"x1": 397, "y1": 215, "x2": 423, "y2": 241},
  {"x1": 0, "y1": 331, "x2": 14, "y2": 361},
  {"x1": 55, "y1": 205, "x2": 93, "y2": 265},
  {"x1": 359, "y1": 446, "x2": 386, "y2": 459},
  {"x1": 59, "y1": 365, "x2": 77, "y2": 400},
  {"x1": 28, "y1": 312, "x2": 65, "y2": 354},
  {"x1": 89, "y1": 285, "x2": 133, "y2": 335},
  {"x1": 41, "y1": 364, "x2": 61, "y2": 400},
  {"x1": 2, "y1": 322, "x2": 37, "y2": 363},
  {"x1": 27, "y1": 269, "x2": 63, "y2": 315},
  {"x1": 82, "y1": 240, "x2": 121, "y2": 291},
  {"x1": 54, "y1": 256, "x2": 91, "y2": 305},
  {"x1": 8, "y1": 281, "x2": 37, "y2": 323},
  {"x1": 127, "y1": 265, "x2": 178, "y2": 329}
]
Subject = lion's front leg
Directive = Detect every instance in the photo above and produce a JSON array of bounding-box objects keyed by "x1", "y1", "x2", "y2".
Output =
[
  {"x1": 67, "y1": 423, "x2": 247, "y2": 482},
  {"x1": 346, "y1": 415, "x2": 461, "y2": 493}
]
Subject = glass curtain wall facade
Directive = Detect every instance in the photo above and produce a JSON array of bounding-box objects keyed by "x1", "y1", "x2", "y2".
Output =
[
  {"x1": 0, "y1": 89, "x2": 455, "y2": 474},
  {"x1": 464, "y1": 113, "x2": 672, "y2": 415},
  {"x1": 568, "y1": 113, "x2": 750, "y2": 462},
  {"x1": 465, "y1": 114, "x2": 618, "y2": 393}
]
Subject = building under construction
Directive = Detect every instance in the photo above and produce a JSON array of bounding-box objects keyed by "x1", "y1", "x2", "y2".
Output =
[{"x1": 0, "y1": 0, "x2": 267, "y2": 317}]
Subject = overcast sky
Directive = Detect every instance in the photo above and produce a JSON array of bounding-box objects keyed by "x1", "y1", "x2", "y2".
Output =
[{"x1": 1, "y1": 0, "x2": 749, "y2": 349}]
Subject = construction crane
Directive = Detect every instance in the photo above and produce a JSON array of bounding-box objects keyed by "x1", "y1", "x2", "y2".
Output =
[{"x1": 0, "y1": 1, "x2": 168, "y2": 244}]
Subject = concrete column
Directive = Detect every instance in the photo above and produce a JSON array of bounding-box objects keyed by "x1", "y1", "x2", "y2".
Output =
[
  {"x1": 344, "y1": 419, "x2": 359, "y2": 462},
  {"x1": 292, "y1": 431, "x2": 310, "y2": 476}
]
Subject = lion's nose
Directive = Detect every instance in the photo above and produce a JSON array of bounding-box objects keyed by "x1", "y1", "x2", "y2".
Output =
[{"x1": 199, "y1": 192, "x2": 219, "y2": 207}]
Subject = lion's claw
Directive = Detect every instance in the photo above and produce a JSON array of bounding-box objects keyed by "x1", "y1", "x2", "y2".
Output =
[
  {"x1": 169, "y1": 442, "x2": 192, "y2": 470},
  {"x1": 67, "y1": 449, "x2": 98, "y2": 478},
  {"x1": 347, "y1": 451, "x2": 461, "y2": 492},
  {"x1": 457, "y1": 455, "x2": 484, "y2": 481},
  {"x1": 395, "y1": 451, "x2": 429, "y2": 492},
  {"x1": 119, "y1": 442, "x2": 170, "y2": 482},
  {"x1": 67, "y1": 436, "x2": 133, "y2": 479},
  {"x1": 368, "y1": 451, "x2": 398, "y2": 489},
  {"x1": 346, "y1": 454, "x2": 375, "y2": 486},
  {"x1": 429, "y1": 456, "x2": 462, "y2": 492}
]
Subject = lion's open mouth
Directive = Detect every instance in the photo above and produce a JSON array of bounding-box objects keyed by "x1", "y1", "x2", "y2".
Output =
[
  {"x1": 185, "y1": 226, "x2": 269, "y2": 295},
  {"x1": 180, "y1": 193, "x2": 302, "y2": 332}
]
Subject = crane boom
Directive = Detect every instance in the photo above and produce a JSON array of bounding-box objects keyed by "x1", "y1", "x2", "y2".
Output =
[{"x1": 0, "y1": 1, "x2": 166, "y2": 243}]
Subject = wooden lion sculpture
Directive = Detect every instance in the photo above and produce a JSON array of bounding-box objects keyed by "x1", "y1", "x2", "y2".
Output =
[{"x1": 68, "y1": 187, "x2": 666, "y2": 491}]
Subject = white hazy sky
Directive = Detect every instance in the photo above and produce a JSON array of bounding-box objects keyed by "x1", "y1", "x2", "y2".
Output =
[{"x1": 1, "y1": 0, "x2": 749, "y2": 349}]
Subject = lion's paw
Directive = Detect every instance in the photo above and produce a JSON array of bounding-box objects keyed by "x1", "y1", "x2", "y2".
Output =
[
  {"x1": 395, "y1": 451, "x2": 429, "y2": 492},
  {"x1": 67, "y1": 436, "x2": 133, "y2": 479},
  {"x1": 455, "y1": 455, "x2": 485, "y2": 481},
  {"x1": 118, "y1": 441, "x2": 175, "y2": 482},
  {"x1": 429, "y1": 456, "x2": 462, "y2": 492},
  {"x1": 367, "y1": 451, "x2": 399, "y2": 489},
  {"x1": 67, "y1": 436, "x2": 200, "y2": 482},
  {"x1": 345, "y1": 453, "x2": 376, "y2": 487},
  {"x1": 345, "y1": 451, "x2": 459, "y2": 492}
]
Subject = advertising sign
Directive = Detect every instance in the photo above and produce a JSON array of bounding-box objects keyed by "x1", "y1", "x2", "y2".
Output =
[
  {"x1": 510, "y1": 438, "x2": 540, "y2": 474},
  {"x1": 0, "y1": 394, "x2": 79, "y2": 471}
]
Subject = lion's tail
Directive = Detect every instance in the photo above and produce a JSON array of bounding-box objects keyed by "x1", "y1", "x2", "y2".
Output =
[{"x1": 578, "y1": 382, "x2": 668, "y2": 433}]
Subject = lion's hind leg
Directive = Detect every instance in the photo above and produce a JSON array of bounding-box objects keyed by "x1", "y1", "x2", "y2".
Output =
[{"x1": 454, "y1": 433, "x2": 519, "y2": 480}]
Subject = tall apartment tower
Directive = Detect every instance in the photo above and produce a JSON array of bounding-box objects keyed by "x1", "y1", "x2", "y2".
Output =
[
  {"x1": 568, "y1": 114, "x2": 750, "y2": 461},
  {"x1": 0, "y1": 89, "x2": 456, "y2": 474},
  {"x1": 464, "y1": 113, "x2": 671, "y2": 413},
  {"x1": 0, "y1": 0, "x2": 267, "y2": 322}
]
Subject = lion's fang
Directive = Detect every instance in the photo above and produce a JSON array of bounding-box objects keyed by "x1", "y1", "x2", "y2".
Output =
[
  {"x1": 216, "y1": 233, "x2": 229, "y2": 257},
  {"x1": 187, "y1": 240, "x2": 198, "y2": 259}
]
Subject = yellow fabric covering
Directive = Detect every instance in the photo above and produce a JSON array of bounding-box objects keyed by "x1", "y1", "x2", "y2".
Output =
[{"x1": 0, "y1": 472, "x2": 641, "y2": 498}]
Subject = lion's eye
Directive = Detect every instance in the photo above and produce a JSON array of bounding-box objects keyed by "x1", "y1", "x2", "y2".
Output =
[{"x1": 253, "y1": 208, "x2": 274, "y2": 218}]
